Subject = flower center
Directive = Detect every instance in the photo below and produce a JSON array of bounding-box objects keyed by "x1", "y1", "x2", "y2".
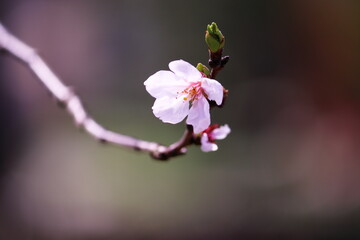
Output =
[{"x1": 178, "y1": 81, "x2": 203, "y2": 103}]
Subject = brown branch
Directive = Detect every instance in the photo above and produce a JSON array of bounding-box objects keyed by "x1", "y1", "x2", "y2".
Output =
[
  {"x1": 208, "y1": 49, "x2": 229, "y2": 79},
  {"x1": 151, "y1": 125, "x2": 194, "y2": 160},
  {"x1": 0, "y1": 22, "x2": 192, "y2": 161},
  {"x1": 208, "y1": 49, "x2": 229, "y2": 108}
]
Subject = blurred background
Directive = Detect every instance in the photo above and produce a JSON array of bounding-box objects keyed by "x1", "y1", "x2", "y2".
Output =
[{"x1": 0, "y1": 0, "x2": 360, "y2": 239}]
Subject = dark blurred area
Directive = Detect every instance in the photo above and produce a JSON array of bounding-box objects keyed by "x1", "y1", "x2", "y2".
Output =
[{"x1": 0, "y1": 0, "x2": 359, "y2": 239}]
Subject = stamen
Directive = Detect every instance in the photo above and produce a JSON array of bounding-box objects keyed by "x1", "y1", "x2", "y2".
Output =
[{"x1": 177, "y1": 81, "x2": 203, "y2": 103}]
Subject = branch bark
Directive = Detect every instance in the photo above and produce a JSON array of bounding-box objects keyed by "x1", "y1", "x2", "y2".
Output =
[
  {"x1": 0, "y1": 22, "x2": 192, "y2": 161},
  {"x1": 208, "y1": 49, "x2": 229, "y2": 108}
]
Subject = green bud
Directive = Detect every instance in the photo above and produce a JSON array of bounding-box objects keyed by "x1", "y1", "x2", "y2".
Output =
[
  {"x1": 196, "y1": 63, "x2": 210, "y2": 77},
  {"x1": 205, "y1": 22, "x2": 225, "y2": 52}
]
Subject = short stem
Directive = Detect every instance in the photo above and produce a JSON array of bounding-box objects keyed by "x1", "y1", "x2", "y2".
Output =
[
  {"x1": 208, "y1": 48, "x2": 229, "y2": 107},
  {"x1": 151, "y1": 125, "x2": 194, "y2": 161}
]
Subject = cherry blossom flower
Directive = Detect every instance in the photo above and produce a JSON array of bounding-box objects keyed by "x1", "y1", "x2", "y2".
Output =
[
  {"x1": 201, "y1": 124, "x2": 231, "y2": 152},
  {"x1": 144, "y1": 60, "x2": 224, "y2": 133}
]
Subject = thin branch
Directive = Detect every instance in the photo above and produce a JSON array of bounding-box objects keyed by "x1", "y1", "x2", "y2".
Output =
[
  {"x1": 0, "y1": 22, "x2": 192, "y2": 161},
  {"x1": 208, "y1": 49, "x2": 229, "y2": 108},
  {"x1": 208, "y1": 49, "x2": 229, "y2": 79},
  {"x1": 151, "y1": 125, "x2": 194, "y2": 160}
]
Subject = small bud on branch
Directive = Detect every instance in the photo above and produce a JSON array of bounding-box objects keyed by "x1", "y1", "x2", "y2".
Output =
[
  {"x1": 196, "y1": 63, "x2": 210, "y2": 78},
  {"x1": 205, "y1": 22, "x2": 225, "y2": 53}
]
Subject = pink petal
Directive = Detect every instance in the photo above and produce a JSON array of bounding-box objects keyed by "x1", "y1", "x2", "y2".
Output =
[
  {"x1": 152, "y1": 96, "x2": 189, "y2": 124},
  {"x1": 144, "y1": 70, "x2": 188, "y2": 98},
  {"x1": 186, "y1": 96, "x2": 210, "y2": 133},
  {"x1": 202, "y1": 78, "x2": 223, "y2": 105},
  {"x1": 169, "y1": 60, "x2": 201, "y2": 82},
  {"x1": 200, "y1": 134, "x2": 218, "y2": 152},
  {"x1": 212, "y1": 124, "x2": 231, "y2": 140}
]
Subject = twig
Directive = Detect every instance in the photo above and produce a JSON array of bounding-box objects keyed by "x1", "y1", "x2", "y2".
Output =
[
  {"x1": 208, "y1": 49, "x2": 229, "y2": 108},
  {"x1": 151, "y1": 125, "x2": 194, "y2": 160},
  {"x1": 208, "y1": 49, "x2": 229, "y2": 79},
  {"x1": 0, "y1": 22, "x2": 192, "y2": 161}
]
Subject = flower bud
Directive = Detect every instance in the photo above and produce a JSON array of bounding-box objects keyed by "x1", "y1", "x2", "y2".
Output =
[
  {"x1": 196, "y1": 63, "x2": 210, "y2": 77},
  {"x1": 199, "y1": 124, "x2": 231, "y2": 152},
  {"x1": 205, "y1": 22, "x2": 225, "y2": 53}
]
